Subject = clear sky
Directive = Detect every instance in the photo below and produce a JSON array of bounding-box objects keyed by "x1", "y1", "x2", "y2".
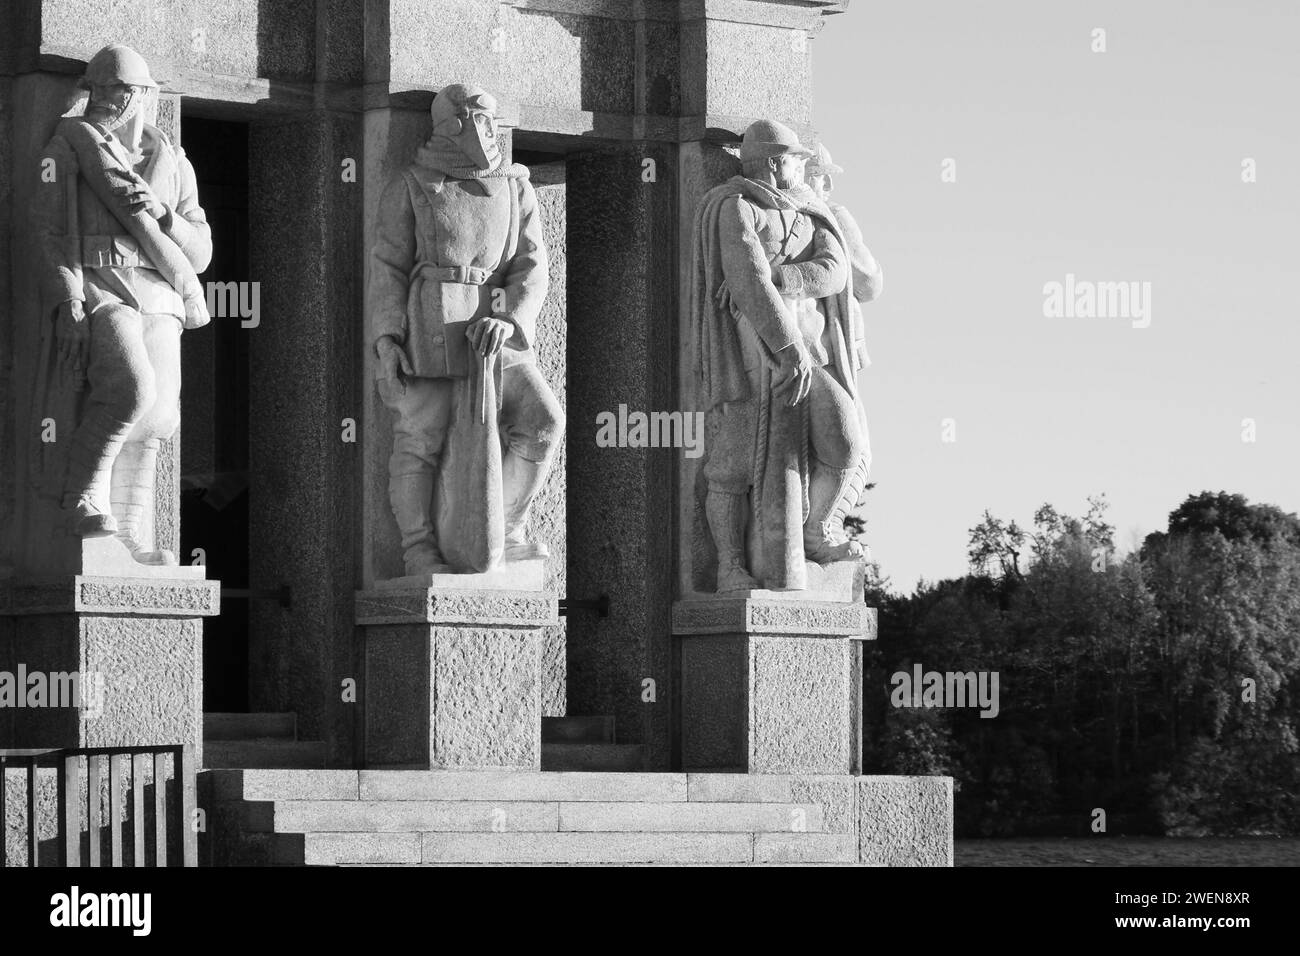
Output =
[{"x1": 812, "y1": 0, "x2": 1300, "y2": 593}]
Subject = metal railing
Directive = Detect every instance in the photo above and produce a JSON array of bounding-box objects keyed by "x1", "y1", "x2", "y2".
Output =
[{"x1": 0, "y1": 745, "x2": 197, "y2": 867}]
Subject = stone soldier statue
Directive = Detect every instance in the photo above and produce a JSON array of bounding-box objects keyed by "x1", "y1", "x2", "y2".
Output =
[
  {"x1": 803, "y1": 142, "x2": 883, "y2": 352},
  {"x1": 691, "y1": 120, "x2": 870, "y2": 593},
  {"x1": 370, "y1": 83, "x2": 562, "y2": 576},
  {"x1": 33, "y1": 44, "x2": 212, "y2": 565},
  {"x1": 802, "y1": 141, "x2": 883, "y2": 532}
]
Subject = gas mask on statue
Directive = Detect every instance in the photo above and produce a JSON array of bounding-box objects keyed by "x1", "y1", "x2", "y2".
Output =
[
  {"x1": 88, "y1": 83, "x2": 150, "y2": 159},
  {"x1": 431, "y1": 90, "x2": 501, "y2": 172}
]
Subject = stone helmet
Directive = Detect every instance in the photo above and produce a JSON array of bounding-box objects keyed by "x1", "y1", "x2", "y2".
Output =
[
  {"x1": 429, "y1": 83, "x2": 501, "y2": 172},
  {"x1": 430, "y1": 83, "x2": 499, "y2": 135},
  {"x1": 81, "y1": 44, "x2": 158, "y2": 90},
  {"x1": 805, "y1": 142, "x2": 844, "y2": 179},
  {"x1": 738, "y1": 119, "x2": 814, "y2": 163}
]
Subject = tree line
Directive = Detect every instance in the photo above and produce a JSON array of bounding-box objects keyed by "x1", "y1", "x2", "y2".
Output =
[{"x1": 862, "y1": 491, "x2": 1300, "y2": 837}]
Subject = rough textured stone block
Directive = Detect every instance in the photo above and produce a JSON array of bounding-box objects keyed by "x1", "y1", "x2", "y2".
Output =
[
  {"x1": 857, "y1": 776, "x2": 954, "y2": 867},
  {"x1": 1, "y1": 579, "x2": 212, "y2": 763},
  {"x1": 791, "y1": 777, "x2": 857, "y2": 835},
  {"x1": 362, "y1": 620, "x2": 542, "y2": 770},
  {"x1": 750, "y1": 634, "x2": 851, "y2": 774},
  {"x1": 31, "y1": 0, "x2": 316, "y2": 82},
  {"x1": 678, "y1": 631, "x2": 860, "y2": 774}
]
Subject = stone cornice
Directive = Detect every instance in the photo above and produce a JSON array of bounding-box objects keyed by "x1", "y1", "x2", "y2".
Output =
[
  {"x1": 356, "y1": 588, "x2": 559, "y2": 627},
  {"x1": 506, "y1": 0, "x2": 848, "y2": 28},
  {"x1": 672, "y1": 598, "x2": 877, "y2": 638},
  {"x1": 0, "y1": 576, "x2": 221, "y2": 617}
]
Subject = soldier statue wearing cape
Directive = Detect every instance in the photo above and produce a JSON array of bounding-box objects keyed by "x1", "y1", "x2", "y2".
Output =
[{"x1": 692, "y1": 120, "x2": 873, "y2": 593}]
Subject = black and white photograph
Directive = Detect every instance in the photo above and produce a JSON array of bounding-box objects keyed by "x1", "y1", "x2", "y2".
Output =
[{"x1": 0, "y1": 0, "x2": 1293, "y2": 936}]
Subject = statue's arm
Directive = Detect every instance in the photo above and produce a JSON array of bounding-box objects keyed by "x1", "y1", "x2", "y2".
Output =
[
  {"x1": 834, "y1": 204, "x2": 883, "y2": 303},
  {"x1": 161, "y1": 149, "x2": 213, "y2": 274},
  {"x1": 33, "y1": 138, "x2": 84, "y2": 311},
  {"x1": 369, "y1": 174, "x2": 417, "y2": 353},
  {"x1": 717, "y1": 196, "x2": 802, "y2": 355},
  {"x1": 498, "y1": 177, "x2": 549, "y2": 351},
  {"x1": 773, "y1": 224, "x2": 848, "y2": 298}
]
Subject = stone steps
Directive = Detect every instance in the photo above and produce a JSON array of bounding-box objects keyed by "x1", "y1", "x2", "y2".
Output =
[
  {"x1": 203, "y1": 769, "x2": 910, "y2": 866},
  {"x1": 541, "y1": 743, "x2": 644, "y2": 771},
  {"x1": 240, "y1": 799, "x2": 823, "y2": 834},
  {"x1": 261, "y1": 831, "x2": 858, "y2": 865}
]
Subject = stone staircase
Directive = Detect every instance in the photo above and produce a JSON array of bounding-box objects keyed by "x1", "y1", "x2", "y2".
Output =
[
  {"x1": 541, "y1": 716, "x2": 644, "y2": 772},
  {"x1": 203, "y1": 712, "x2": 328, "y2": 770},
  {"x1": 202, "y1": 769, "x2": 907, "y2": 866}
]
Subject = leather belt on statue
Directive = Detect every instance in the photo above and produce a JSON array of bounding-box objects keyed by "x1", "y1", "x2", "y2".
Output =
[
  {"x1": 80, "y1": 235, "x2": 156, "y2": 270},
  {"x1": 409, "y1": 262, "x2": 493, "y2": 285}
]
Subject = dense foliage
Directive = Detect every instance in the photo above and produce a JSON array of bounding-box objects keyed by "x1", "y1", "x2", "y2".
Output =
[{"x1": 863, "y1": 492, "x2": 1300, "y2": 837}]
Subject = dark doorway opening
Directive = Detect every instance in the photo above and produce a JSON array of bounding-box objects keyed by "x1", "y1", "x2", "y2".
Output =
[{"x1": 179, "y1": 115, "x2": 251, "y2": 713}]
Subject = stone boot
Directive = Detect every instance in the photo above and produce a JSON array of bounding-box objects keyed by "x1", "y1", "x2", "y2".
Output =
[
  {"x1": 502, "y1": 452, "x2": 550, "y2": 561},
  {"x1": 62, "y1": 411, "x2": 130, "y2": 538},
  {"x1": 803, "y1": 459, "x2": 868, "y2": 563},
  {"x1": 111, "y1": 438, "x2": 177, "y2": 565},
  {"x1": 390, "y1": 471, "x2": 452, "y2": 575},
  {"x1": 706, "y1": 489, "x2": 759, "y2": 592}
]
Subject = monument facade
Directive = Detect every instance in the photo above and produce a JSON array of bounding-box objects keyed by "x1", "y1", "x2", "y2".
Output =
[{"x1": 1, "y1": 0, "x2": 953, "y2": 866}]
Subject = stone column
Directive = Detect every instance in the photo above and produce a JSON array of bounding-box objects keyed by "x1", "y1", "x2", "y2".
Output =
[
  {"x1": 565, "y1": 142, "x2": 678, "y2": 770},
  {"x1": 673, "y1": 564, "x2": 874, "y2": 774},
  {"x1": 245, "y1": 109, "x2": 362, "y2": 765},
  {"x1": 356, "y1": 565, "x2": 556, "y2": 769}
]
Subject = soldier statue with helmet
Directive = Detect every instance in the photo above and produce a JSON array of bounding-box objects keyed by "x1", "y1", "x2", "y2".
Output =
[
  {"x1": 369, "y1": 82, "x2": 563, "y2": 576},
  {"x1": 691, "y1": 119, "x2": 873, "y2": 593},
  {"x1": 32, "y1": 43, "x2": 212, "y2": 566}
]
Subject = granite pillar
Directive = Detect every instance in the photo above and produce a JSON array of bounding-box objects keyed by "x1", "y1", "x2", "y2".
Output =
[
  {"x1": 246, "y1": 110, "x2": 361, "y2": 765},
  {"x1": 356, "y1": 566, "x2": 556, "y2": 769},
  {"x1": 565, "y1": 142, "x2": 677, "y2": 769},
  {"x1": 0, "y1": 571, "x2": 219, "y2": 759},
  {"x1": 674, "y1": 564, "x2": 874, "y2": 774}
]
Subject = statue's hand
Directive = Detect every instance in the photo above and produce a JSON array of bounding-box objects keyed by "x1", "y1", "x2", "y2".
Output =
[
  {"x1": 774, "y1": 342, "x2": 814, "y2": 407},
  {"x1": 466, "y1": 316, "x2": 512, "y2": 358},
  {"x1": 55, "y1": 299, "x2": 89, "y2": 380},
  {"x1": 120, "y1": 173, "x2": 167, "y2": 220},
  {"x1": 715, "y1": 280, "x2": 739, "y2": 317},
  {"x1": 376, "y1": 335, "x2": 413, "y2": 389}
]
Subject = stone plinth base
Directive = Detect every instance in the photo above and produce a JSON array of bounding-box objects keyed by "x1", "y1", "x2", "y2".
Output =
[
  {"x1": 356, "y1": 585, "x2": 558, "y2": 770},
  {"x1": 673, "y1": 596, "x2": 876, "y2": 774},
  {"x1": 0, "y1": 575, "x2": 219, "y2": 759}
]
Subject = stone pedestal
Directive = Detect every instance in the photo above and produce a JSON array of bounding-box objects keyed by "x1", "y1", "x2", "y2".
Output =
[
  {"x1": 0, "y1": 570, "x2": 219, "y2": 760},
  {"x1": 673, "y1": 564, "x2": 875, "y2": 774},
  {"x1": 357, "y1": 566, "x2": 557, "y2": 770}
]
